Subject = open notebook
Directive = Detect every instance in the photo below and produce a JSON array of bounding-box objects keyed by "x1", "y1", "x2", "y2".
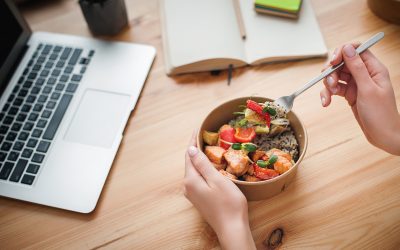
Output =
[{"x1": 160, "y1": 0, "x2": 327, "y2": 75}]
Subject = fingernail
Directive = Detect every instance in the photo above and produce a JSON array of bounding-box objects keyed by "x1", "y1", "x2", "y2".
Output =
[
  {"x1": 321, "y1": 96, "x2": 326, "y2": 106},
  {"x1": 330, "y1": 86, "x2": 338, "y2": 94},
  {"x1": 331, "y1": 48, "x2": 338, "y2": 62},
  {"x1": 343, "y1": 44, "x2": 356, "y2": 58},
  {"x1": 327, "y1": 76, "x2": 334, "y2": 87},
  {"x1": 188, "y1": 146, "x2": 198, "y2": 157}
]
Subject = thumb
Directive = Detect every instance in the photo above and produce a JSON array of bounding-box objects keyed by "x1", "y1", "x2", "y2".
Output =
[
  {"x1": 342, "y1": 44, "x2": 375, "y2": 93},
  {"x1": 187, "y1": 146, "x2": 219, "y2": 181}
]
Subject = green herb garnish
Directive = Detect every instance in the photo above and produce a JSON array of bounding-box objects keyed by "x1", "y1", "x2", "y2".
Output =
[
  {"x1": 262, "y1": 106, "x2": 277, "y2": 116},
  {"x1": 267, "y1": 154, "x2": 278, "y2": 165},
  {"x1": 242, "y1": 143, "x2": 257, "y2": 152},
  {"x1": 256, "y1": 160, "x2": 268, "y2": 168},
  {"x1": 231, "y1": 142, "x2": 257, "y2": 152},
  {"x1": 232, "y1": 143, "x2": 242, "y2": 150},
  {"x1": 233, "y1": 111, "x2": 245, "y2": 115},
  {"x1": 237, "y1": 118, "x2": 248, "y2": 127}
]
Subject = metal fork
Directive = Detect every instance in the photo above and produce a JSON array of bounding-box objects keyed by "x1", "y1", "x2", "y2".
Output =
[{"x1": 274, "y1": 32, "x2": 385, "y2": 112}]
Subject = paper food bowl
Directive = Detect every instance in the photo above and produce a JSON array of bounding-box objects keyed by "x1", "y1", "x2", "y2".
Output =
[{"x1": 197, "y1": 97, "x2": 308, "y2": 201}]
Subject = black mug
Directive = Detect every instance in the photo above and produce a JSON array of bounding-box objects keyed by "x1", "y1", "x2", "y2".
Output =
[{"x1": 79, "y1": 0, "x2": 129, "y2": 36}]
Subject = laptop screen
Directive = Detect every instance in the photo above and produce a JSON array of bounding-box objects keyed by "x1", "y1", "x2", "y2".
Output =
[{"x1": 0, "y1": 0, "x2": 31, "y2": 94}]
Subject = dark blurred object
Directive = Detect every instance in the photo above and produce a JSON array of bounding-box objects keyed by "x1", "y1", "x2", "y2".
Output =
[
  {"x1": 368, "y1": 0, "x2": 400, "y2": 25},
  {"x1": 79, "y1": 0, "x2": 128, "y2": 36}
]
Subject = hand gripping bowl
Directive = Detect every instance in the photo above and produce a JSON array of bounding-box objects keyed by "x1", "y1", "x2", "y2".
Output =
[{"x1": 197, "y1": 97, "x2": 308, "y2": 201}]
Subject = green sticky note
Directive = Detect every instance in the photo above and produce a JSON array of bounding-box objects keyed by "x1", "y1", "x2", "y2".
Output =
[{"x1": 255, "y1": 0, "x2": 302, "y2": 13}]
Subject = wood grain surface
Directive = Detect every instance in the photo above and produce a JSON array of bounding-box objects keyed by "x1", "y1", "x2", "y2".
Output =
[{"x1": 1, "y1": 0, "x2": 400, "y2": 249}]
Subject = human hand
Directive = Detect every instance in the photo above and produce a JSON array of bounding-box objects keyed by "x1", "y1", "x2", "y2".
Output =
[
  {"x1": 320, "y1": 44, "x2": 400, "y2": 155},
  {"x1": 184, "y1": 131, "x2": 256, "y2": 250}
]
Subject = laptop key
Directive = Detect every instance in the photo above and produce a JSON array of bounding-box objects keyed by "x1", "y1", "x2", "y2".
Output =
[
  {"x1": 28, "y1": 113, "x2": 39, "y2": 121},
  {"x1": 40, "y1": 69, "x2": 50, "y2": 77},
  {"x1": 51, "y1": 92, "x2": 60, "y2": 100},
  {"x1": 66, "y1": 83, "x2": 78, "y2": 93},
  {"x1": 0, "y1": 126, "x2": 9, "y2": 134},
  {"x1": 43, "y1": 86, "x2": 52, "y2": 94},
  {"x1": 46, "y1": 101, "x2": 56, "y2": 109},
  {"x1": 26, "y1": 95, "x2": 36, "y2": 103},
  {"x1": 43, "y1": 94, "x2": 72, "y2": 140},
  {"x1": 64, "y1": 66, "x2": 73, "y2": 74},
  {"x1": 23, "y1": 122, "x2": 34, "y2": 131},
  {"x1": 9, "y1": 159, "x2": 28, "y2": 182},
  {"x1": 18, "y1": 89, "x2": 28, "y2": 97},
  {"x1": 32, "y1": 153, "x2": 45, "y2": 163},
  {"x1": 1, "y1": 142, "x2": 12, "y2": 151},
  {"x1": 21, "y1": 174, "x2": 35, "y2": 185},
  {"x1": 49, "y1": 53, "x2": 58, "y2": 60},
  {"x1": 71, "y1": 74, "x2": 82, "y2": 82},
  {"x1": 0, "y1": 152, "x2": 6, "y2": 161},
  {"x1": 3, "y1": 116, "x2": 13, "y2": 125},
  {"x1": 36, "y1": 78, "x2": 45, "y2": 86},
  {"x1": 18, "y1": 132, "x2": 29, "y2": 141},
  {"x1": 33, "y1": 104, "x2": 43, "y2": 112},
  {"x1": 27, "y1": 139, "x2": 38, "y2": 148},
  {"x1": 9, "y1": 107, "x2": 18, "y2": 115},
  {"x1": 21, "y1": 148, "x2": 33, "y2": 158},
  {"x1": 41, "y1": 110, "x2": 52, "y2": 118},
  {"x1": 16, "y1": 113, "x2": 27, "y2": 122},
  {"x1": 59, "y1": 75, "x2": 69, "y2": 82},
  {"x1": 27, "y1": 163, "x2": 39, "y2": 174},
  {"x1": 56, "y1": 60, "x2": 65, "y2": 68},
  {"x1": 2, "y1": 103, "x2": 10, "y2": 112},
  {"x1": 11, "y1": 123, "x2": 22, "y2": 132},
  {"x1": 23, "y1": 81, "x2": 33, "y2": 88},
  {"x1": 55, "y1": 83, "x2": 65, "y2": 91},
  {"x1": 13, "y1": 141, "x2": 24, "y2": 151},
  {"x1": 68, "y1": 49, "x2": 82, "y2": 65},
  {"x1": 6, "y1": 132, "x2": 17, "y2": 141},
  {"x1": 60, "y1": 47, "x2": 72, "y2": 60},
  {"x1": 54, "y1": 46, "x2": 62, "y2": 52},
  {"x1": 31, "y1": 86, "x2": 41, "y2": 94},
  {"x1": 0, "y1": 162, "x2": 14, "y2": 180},
  {"x1": 37, "y1": 119, "x2": 47, "y2": 128},
  {"x1": 21, "y1": 104, "x2": 32, "y2": 113},
  {"x1": 44, "y1": 61, "x2": 54, "y2": 69},
  {"x1": 7, "y1": 151, "x2": 19, "y2": 161},
  {"x1": 32, "y1": 129, "x2": 43, "y2": 138},
  {"x1": 13, "y1": 98, "x2": 23, "y2": 106},
  {"x1": 37, "y1": 141, "x2": 50, "y2": 153},
  {"x1": 27, "y1": 72, "x2": 38, "y2": 80},
  {"x1": 47, "y1": 77, "x2": 56, "y2": 85},
  {"x1": 38, "y1": 95, "x2": 48, "y2": 103}
]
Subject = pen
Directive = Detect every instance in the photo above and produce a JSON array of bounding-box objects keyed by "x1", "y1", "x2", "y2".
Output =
[{"x1": 233, "y1": 0, "x2": 246, "y2": 40}]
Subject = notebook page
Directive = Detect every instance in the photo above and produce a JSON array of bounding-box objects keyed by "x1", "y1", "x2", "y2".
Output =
[
  {"x1": 162, "y1": 0, "x2": 246, "y2": 68},
  {"x1": 240, "y1": 0, "x2": 327, "y2": 64}
]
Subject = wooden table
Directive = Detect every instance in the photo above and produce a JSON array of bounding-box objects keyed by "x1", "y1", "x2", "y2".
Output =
[{"x1": 1, "y1": 0, "x2": 400, "y2": 249}]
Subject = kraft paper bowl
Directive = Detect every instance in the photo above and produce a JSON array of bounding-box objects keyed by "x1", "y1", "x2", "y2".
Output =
[{"x1": 197, "y1": 97, "x2": 308, "y2": 201}]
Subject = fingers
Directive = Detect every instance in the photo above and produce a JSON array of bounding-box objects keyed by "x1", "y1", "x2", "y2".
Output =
[
  {"x1": 320, "y1": 82, "x2": 348, "y2": 107},
  {"x1": 320, "y1": 87, "x2": 331, "y2": 107},
  {"x1": 341, "y1": 44, "x2": 375, "y2": 94},
  {"x1": 185, "y1": 131, "x2": 201, "y2": 178},
  {"x1": 187, "y1": 146, "x2": 219, "y2": 182},
  {"x1": 330, "y1": 43, "x2": 360, "y2": 66}
]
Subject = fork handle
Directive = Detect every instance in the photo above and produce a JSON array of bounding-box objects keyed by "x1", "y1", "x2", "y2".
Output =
[{"x1": 292, "y1": 32, "x2": 385, "y2": 98}]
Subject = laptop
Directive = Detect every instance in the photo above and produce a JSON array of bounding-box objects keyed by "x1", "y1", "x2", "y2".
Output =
[{"x1": 0, "y1": 0, "x2": 155, "y2": 213}]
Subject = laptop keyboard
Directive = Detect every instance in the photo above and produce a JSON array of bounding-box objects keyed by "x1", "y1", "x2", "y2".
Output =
[{"x1": 0, "y1": 43, "x2": 95, "y2": 185}]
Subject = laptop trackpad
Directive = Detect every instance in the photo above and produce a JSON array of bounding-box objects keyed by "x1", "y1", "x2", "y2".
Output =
[{"x1": 64, "y1": 90, "x2": 130, "y2": 148}]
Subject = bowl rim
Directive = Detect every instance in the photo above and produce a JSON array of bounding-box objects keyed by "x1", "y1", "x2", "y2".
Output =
[{"x1": 197, "y1": 96, "x2": 308, "y2": 186}]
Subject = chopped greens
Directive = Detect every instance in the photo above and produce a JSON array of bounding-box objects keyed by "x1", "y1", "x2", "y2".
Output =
[
  {"x1": 262, "y1": 106, "x2": 277, "y2": 116},
  {"x1": 231, "y1": 142, "x2": 257, "y2": 152}
]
